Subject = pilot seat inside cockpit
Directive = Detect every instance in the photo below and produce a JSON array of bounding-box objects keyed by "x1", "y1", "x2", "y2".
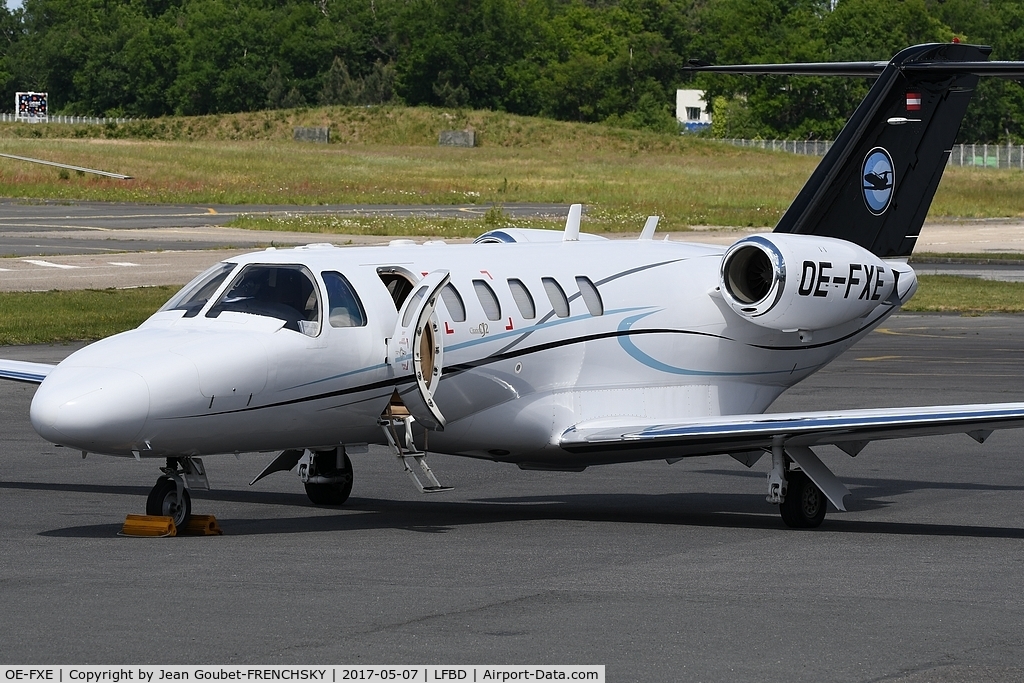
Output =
[{"x1": 207, "y1": 265, "x2": 321, "y2": 336}]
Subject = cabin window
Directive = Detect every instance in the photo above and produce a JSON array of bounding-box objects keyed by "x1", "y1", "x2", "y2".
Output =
[
  {"x1": 440, "y1": 283, "x2": 466, "y2": 322},
  {"x1": 542, "y1": 277, "x2": 570, "y2": 318},
  {"x1": 159, "y1": 262, "x2": 236, "y2": 318},
  {"x1": 507, "y1": 278, "x2": 536, "y2": 319},
  {"x1": 207, "y1": 264, "x2": 321, "y2": 336},
  {"x1": 473, "y1": 280, "x2": 501, "y2": 321},
  {"x1": 322, "y1": 272, "x2": 367, "y2": 327},
  {"x1": 575, "y1": 276, "x2": 604, "y2": 316}
]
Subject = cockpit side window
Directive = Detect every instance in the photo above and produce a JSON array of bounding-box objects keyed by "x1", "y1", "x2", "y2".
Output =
[
  {"x1": 206, "y1": 264, "x2": 321, "y2": 336},
  {"x1": 322, "y1": 271, "x2": 367, "y2": 327},
  {"x1": 159, "y1": 262, "x2": 236, "y2": 318}
]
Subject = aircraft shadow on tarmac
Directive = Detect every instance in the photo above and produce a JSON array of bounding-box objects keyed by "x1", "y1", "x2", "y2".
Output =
[{"x1": 5, "y1": 477, "x2": 1024, "y2": 540}]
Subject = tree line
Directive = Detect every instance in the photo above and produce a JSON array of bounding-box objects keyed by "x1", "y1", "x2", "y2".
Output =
[{"x1": 0, "y1": 0, "x2": 1022, "y2": 142}]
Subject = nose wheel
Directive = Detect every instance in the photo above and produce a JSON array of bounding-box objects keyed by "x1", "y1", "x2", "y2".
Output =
[{"x1": 146, "y1": 476, "x2": 192, "y2": 528}]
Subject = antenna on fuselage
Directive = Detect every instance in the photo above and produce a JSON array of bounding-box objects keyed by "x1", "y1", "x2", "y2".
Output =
[
  {"x1": 639, "y1": 215, "x2": 660, "y2": 240},
  {"x1": 563, "y1": 204, "x2": 582, "y2": 241}
]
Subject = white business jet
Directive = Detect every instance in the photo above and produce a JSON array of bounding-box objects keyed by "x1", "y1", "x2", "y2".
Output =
[{"x1": 6, "y1": 42, "x2": 1024, "y2": 529}]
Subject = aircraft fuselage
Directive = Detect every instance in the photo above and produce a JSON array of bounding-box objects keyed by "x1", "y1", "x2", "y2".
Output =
[{"x1": 28, "y1": 236, "x2": 909, "y2": 469}]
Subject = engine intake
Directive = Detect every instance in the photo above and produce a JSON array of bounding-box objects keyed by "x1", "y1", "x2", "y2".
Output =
[
  {"x1": 722, "y1": 237, "x2": 785, "y2": 313},
  {"x1": 720, "y1": 233, "x2": 904, "y2": 332}
]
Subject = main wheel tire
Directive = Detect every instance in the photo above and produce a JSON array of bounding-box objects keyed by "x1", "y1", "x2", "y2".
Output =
[
  {"x1": 304, "y1": 451, "x2": 353, "y2": 506},
  {"x1": 780, "y1": 471, "x2": 827, "y2": 529},
  {"x1": 146, "y1": 477, "x2": 192, "y2": 528}
]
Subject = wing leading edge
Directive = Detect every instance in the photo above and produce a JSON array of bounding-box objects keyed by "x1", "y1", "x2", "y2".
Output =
[
  {"x1": 0, "y1": 359, "x2": 55, "y2": 384},
  {"x1": 559, "y1": 403, "x2": 1024, "y2": 457}
]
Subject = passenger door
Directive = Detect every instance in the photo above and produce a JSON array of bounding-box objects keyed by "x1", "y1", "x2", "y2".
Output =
[{"x1": 388, "y1": 270, "x2": 450, "y2": 430}]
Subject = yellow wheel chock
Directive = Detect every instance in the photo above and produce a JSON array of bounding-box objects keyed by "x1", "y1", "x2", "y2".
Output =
[
  {"x1": 120, "y1": 514, "x2": 177, "y2": 537},
  {"x1": 182, "y1": 514, "x2": 223, "y2": 536},
  {"x1": 120, "y1": 514, "x2": 222, "y2": 537}
]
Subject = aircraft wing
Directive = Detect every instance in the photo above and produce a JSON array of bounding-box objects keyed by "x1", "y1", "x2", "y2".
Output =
[
  {"x1": 559, "y1": 403, "x2": 1024, "y2": 458},
  {"x1": 0, "y1": 359, "x2": 55, "y2": 384}
]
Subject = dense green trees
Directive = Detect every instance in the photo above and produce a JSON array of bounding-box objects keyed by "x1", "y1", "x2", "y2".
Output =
[
  {"x1": 692, "y1": 0, "x2": 1024, "y2": 141},
  {"x1": 0, "y1": 0, "x2": 1023, "y2": 141}
]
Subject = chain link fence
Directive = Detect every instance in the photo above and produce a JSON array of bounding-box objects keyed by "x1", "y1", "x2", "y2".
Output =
[
  {"x1": 0, "y1": 113, "x2": 134, "y2": 125},
  {"x1": 718, "y1": 138, "x2": 1024, "y2": 169}
]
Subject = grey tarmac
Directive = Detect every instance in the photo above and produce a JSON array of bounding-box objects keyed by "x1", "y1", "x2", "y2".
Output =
[
  {"x1": 0, "y1": 200, "x2": 1023, "y2": 290},
  {"x1": 0, "y1": 200, "x2": 570, "y2": 256},
  {"x1": 1, "y1": 313, "x2": 1024, "y2": 682}
]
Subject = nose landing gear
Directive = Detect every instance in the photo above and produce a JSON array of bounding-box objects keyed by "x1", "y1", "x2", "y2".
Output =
[
  {"x1": 147, "y1": 476, "x2": 191, "y2": 528},
  {"x1": 144, "y1": 456, "x2": 209, "y2": 529}
]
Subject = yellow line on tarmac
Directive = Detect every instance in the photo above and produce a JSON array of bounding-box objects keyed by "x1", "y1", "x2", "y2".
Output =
[{"x1": 874, "y1": 327, "x2": 966, "y2": 339}]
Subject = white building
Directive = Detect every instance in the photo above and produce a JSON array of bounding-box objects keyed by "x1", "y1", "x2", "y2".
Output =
[{"x1": 676, "y1": 89, "x2": 711, "y2": 131}]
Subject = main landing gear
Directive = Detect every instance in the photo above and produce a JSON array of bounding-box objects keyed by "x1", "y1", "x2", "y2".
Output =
[
  {"x1": 145, "y1": 456, "x2": 209, "y2": 528},
  {"x1": 249, "y1": 446, "x2": 355, "y2": 506},
  {"x1": 779, "y1": 470, "x2": 827, "y2": 528},
  {"x1": 766, "y1": 443, "x2": 829, "y2": 529},
  {"x1": 299, "y1": 447, "x2": 354, "y2": 506}
]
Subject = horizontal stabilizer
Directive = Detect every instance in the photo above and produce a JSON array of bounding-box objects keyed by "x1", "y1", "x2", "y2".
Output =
[
  {"x1": 687, "y1": 43, "x2": 1024, "y2": 258},
  {"x1": 686, "y1": 59, "x2": 1024, "y2": 79},
  {"x1": 686, "y1": 60, "x2": 887, "y2": 77}
]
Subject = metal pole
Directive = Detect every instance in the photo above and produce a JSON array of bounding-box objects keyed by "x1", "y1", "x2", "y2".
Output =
[{"x1": 0, "y1": 152, "x2": 132, "y2": 179}]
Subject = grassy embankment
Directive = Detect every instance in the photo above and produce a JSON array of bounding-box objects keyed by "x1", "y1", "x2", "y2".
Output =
[
  {"x1": 0, "y1": 106, "x2": 1020, "y2": 344},
  {"x1": 1, "y1": 106, "x2": 1024, "y2": 235}
]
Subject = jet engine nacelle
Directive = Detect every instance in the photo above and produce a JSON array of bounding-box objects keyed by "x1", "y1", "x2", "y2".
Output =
[{"x1": 719, "y1": 233, "x2": 897, "y2": 332}]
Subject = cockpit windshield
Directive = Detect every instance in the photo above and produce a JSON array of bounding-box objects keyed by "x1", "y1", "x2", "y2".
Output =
[
  {"x1": 206, "y1": 264, "x2": 321, "y2": 336},
  {"x1": 159, "y1": 262, "x2": 237, "y2": 318}
]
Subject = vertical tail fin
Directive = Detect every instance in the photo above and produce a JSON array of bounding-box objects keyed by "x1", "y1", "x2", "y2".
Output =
[{"x1": 688, "y1": 43, "x2": 1024, "y2": 257}]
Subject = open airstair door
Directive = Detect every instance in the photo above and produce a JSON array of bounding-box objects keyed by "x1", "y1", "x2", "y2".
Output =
[{"x1": 388, "y1": 270, "x2": 450, "y2": 431}]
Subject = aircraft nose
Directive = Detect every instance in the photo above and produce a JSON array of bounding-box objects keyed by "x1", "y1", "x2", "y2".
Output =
[{"x1": 31, "y1": 367, "x2": 150, "y2": 452}]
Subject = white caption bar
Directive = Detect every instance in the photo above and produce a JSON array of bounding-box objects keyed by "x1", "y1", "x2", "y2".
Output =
[{"x1": 1, "y1": 667, "x2": 604, "y2": 683}]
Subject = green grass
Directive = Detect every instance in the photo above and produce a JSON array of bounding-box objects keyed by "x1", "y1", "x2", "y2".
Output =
[
  {"x1": 910, "y1": 252, "x2": 1024, "y2": 264},
  {"x1": 226, "y1": 207, "x2": 571, "y2": 236},
  {"x1": 903, "y1": 275, "x2": 1024, "y2": 313},
  {"x1": 0, "y1": 276, "x2": 1016, "y2": 347},
  {"x1": 0, "y1": 134, "x2": 806, "y2": 229},
  {"x1": 1, "y1": 106, "x2": 1023, "y2": 231},
  {"x1": 0, "y1": 287, "x2": 176, "y2": 345}
]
